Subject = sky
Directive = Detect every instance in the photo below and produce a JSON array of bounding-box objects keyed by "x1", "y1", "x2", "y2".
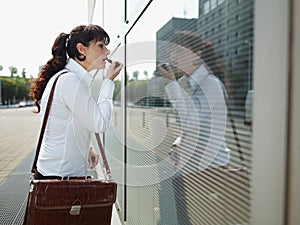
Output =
[
  {"x1": 0, "y1": 0, "x2": 197, "y2": 78},
  {"x1": 0, "y1": 0, "x2": 87, "y2": 77}
]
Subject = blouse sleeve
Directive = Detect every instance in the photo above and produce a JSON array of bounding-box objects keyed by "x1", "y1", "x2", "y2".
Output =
[{"x1": 59, "y1": 75, "x2": 115, "y2": 133}]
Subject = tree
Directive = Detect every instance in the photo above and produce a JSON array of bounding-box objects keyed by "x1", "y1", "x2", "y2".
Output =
[
  {"x1": 0, "y1": 66, "x2": 3, "y2": 72},
  {"x1": 15, "y1": 78, "x2": 29, "y2": 100},
  {"x1": 113, "y1": 80, "x2": 121, "y2": 100},
  {"x1": 144, "y1": 70, "x2": 148, "y2": 80},
  {"x1": 133, "y1": 70, "x2": 139, "y2": 80},
  {"x1": 22, "y1": 68, "x2": 26, "y2": 78},
  {"x1": 0, "y1": 76, "x2": 31, "y2": 105},
  {"x1": 1, "y1": 78, "x2": 15, "y2": 104},
  {"x1": 9, "y1": 66, "x2": 18, "y2": 77}
]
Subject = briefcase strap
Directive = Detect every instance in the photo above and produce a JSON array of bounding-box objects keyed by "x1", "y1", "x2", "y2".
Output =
[
  {"x1": 95, "y1": 133, "x2": 113, "y2": 180},
  {"x1": 31, "y1": 71, "x2": 112, "y2": 181},
  {"x1": 31, "y1": 71, "x2": 68, "y2": 173},
  {"x1": 226, "y1": 100, "x2": 245, "y2": 163},
  {"x1": 219, "y1": 91, "x2": 246, "y2": 170},
  {"x1": 225, "y1": 99, "x2": 250, "y2": 178}
]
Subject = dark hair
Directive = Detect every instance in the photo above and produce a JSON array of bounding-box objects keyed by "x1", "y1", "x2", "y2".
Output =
[
  {"x1": 29, "y1": 24, "x2": 110, "y2": 113},
  {"x1": 169, "y1": 31, "x2": 225, "y2": 83}
]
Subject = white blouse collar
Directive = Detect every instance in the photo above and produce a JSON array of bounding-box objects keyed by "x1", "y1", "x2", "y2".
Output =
[
  {"x1": 65, "y1": 58, "x2": 93, "y2": 87},
  {"x1": 188, "y1": 64, "x2": 210, "y2": 90}
]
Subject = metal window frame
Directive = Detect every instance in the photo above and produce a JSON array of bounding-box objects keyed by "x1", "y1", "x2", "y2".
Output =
[
  {"x1": 251, "y1": 0, "x2": 291, "y2": 224},
  {"x1": 285, "y1": 0, "x2": 300, "y2": 224}
]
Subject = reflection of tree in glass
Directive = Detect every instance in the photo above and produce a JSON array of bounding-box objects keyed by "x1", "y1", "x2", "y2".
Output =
[
  {"x1": 133, "y1": 70, "x2": 139, "y2": 80},
  {"x1": 144, "y1": 70, "x2": 148, "y2": 79}
]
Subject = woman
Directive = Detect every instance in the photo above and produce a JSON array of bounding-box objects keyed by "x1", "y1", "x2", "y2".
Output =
[
  {"x1": 158, "y1": 31, "x2": 229, "y2": 224},
  {"x1": 160, "y1": 31, "x2": 229, "y2": 171},
  {"x1": 29, "y1": 24, "x2": 123, "y2": 178}
]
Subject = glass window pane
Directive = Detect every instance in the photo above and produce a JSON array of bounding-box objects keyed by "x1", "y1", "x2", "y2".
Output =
[
  {"x1": 211, "y1": 0, "x2": 217, "y2": 9},
  {"x1": 204, "y1": 1, "x2": 211, "y2": 14},
  {"x1": 102, "y1": 0, "x2": 254, "y2": 224}
]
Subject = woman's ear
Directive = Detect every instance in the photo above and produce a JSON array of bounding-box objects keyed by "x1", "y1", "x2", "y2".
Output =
[{"x1": 76, "y1": 43, "x2": 87, "y2": 55}]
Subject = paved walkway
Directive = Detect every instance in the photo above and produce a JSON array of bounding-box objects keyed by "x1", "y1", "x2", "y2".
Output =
[{"x1": 0, "y1": 106, "x2": 40, "y2": 184}]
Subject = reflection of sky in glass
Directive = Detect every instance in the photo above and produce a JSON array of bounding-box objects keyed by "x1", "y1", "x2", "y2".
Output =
[
  {"x1": 125, "y1": 0, "x2": 199, "y2": 79},
  {"x1": 211, "y1": 0, "x2": 217, "y2": 9},
  {"x1": 101, "y1": 0, "x2": 198, "y2": 46}
]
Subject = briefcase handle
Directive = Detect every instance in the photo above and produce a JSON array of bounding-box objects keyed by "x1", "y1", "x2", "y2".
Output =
[{"x1": 31, "y1": 70, "x2": 113, "y2": 181}]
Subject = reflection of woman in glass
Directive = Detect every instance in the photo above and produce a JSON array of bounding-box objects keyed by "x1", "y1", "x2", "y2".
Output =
[{"x1": 158, "y1": 31, "x2": 230, "y2": 224}]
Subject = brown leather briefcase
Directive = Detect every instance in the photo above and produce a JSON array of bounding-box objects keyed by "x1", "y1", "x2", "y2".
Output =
[{"x1": 23, "y1": 179, "x2": 117, "y2": 225}]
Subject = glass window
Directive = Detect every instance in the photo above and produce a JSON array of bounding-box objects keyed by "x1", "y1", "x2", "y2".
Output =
[
  {"x1": 92, "y1": 0, "x2": 124, "y2": 42},
  {"x1": 204, "y1": 0, "x2": 210, "y2": 14},
  {"x1": 102, "y1": 0, "x2": 254, "y2": 224},
  {"x1": 127, "y1": 0, "x2": 151, "y2": 23},
  {"x1": 211, "y1": 0, "x2": 217, "y2": 9}
]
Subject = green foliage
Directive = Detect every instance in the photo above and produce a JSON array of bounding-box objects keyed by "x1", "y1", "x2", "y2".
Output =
[
  {"x1": 21, "y1": 68, "x2": 26, "y2": 78},
  {"x1": 9, "y1": 66, "x2": 18, "y2": 77},
  {"x1": 0, "y1": 76, "x2": 32, "y2": 105},
  {"x1": 144, "y1": 70, "x2": 148, "y2": 79},
  {"x1": 113, "y1": 80, "x2": 121, "y2": 100},
  {"x1": 132, "y1": 71, "x2": 139, "y2": 80}
]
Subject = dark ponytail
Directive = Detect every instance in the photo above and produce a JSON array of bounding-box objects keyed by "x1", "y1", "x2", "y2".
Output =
[
  {"x1": 200, "y1": 40, "x2": 225, "y2": 83},
  {"x1": 29, "y1": 24, "x2": 110, "y2": 113},
  {"x1": 29, "y1": 33, "x2": 68, "y2": 113}
]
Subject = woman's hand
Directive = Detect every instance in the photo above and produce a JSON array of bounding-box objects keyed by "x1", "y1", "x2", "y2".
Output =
[
  {"x1": 106, "y1": 61, "x2": 123, "y2": 81},
  {"x1": 88, "y1": 147, "x2": 99, "y2": 169},
  {"x1": 158, "y1": 63, "x2": 176, "y2": 82}
]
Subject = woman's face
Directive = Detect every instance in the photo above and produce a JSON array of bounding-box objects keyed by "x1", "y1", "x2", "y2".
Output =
[
  {"x1": 84, "y1": 40, "x2": 110, "y2": 71},
  {"x1": 170, "y1": 45, "x2": 200, "y2": 76}
]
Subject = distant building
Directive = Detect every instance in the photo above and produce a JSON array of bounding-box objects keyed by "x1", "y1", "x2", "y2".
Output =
[
  {"x1": 156, "y1": 0, "x2": 254, "y2": 108},
  {"x1": 156, "y1": 17, "x2": 198, "y2": 65},
  {"x1": 198, "y1": 0, "x2": 254, "y2": 91}
]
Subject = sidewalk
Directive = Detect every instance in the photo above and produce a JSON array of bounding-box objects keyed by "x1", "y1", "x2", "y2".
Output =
[
  {"x1": 0, "y1": 151, "x2": 34, "y2": 224},
  {"x1": 0, "y1": 151, "x2": 122, "y2": 225},
  {"x1": 0, "y1": 107, "x2": 122, "y2": 224},
  {"x1": 0, "y1": 107, "x2": 40, "y2": 184}
]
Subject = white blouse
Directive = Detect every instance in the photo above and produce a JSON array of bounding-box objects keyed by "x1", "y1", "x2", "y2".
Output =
[
  {"x1": 37, "y1": 58, "x2": 114, "y2": 176},
  {"x1": 165, "y1": 64, "x2": 230, "y2": 172}
]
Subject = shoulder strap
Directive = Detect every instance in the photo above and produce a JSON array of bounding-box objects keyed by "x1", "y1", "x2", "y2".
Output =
[
  {"x1": 203, "y1": 74, "x2": 246, "y2": 165},
  {"x1": 95, "y1": 133, "x2": 113, "y2": 181},
  {"x1": 226, "y1": 99, "x2": 245, "y2": 163},
  {"x1": 31, "y1": 71, "x2": 68, "y2": 173}
]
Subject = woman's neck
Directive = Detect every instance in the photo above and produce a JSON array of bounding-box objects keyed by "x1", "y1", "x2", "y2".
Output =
[{"x1": 74, "y1": 58, "x2": 89, "y2": 72}]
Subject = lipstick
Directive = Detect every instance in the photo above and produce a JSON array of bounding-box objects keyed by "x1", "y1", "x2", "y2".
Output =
[
  {"x1": 106, "y1": 58, "x2": 112, "y2": 63},
  {"x1": 106, "y1": 58, "x2": 120, "y2": 68},
  {"x1": 161, "y1": 63, "x2": 174, "y2": 71}
]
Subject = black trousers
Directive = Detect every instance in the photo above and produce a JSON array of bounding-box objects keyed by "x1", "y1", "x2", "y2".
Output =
[{"x1": 33, "y1": 171, "x2": 62, "y2": 180}]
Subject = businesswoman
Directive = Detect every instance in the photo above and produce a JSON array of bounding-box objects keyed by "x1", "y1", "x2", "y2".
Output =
[{"x1": 29, "y1": 24, "x2": 123, "y2": 178}]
